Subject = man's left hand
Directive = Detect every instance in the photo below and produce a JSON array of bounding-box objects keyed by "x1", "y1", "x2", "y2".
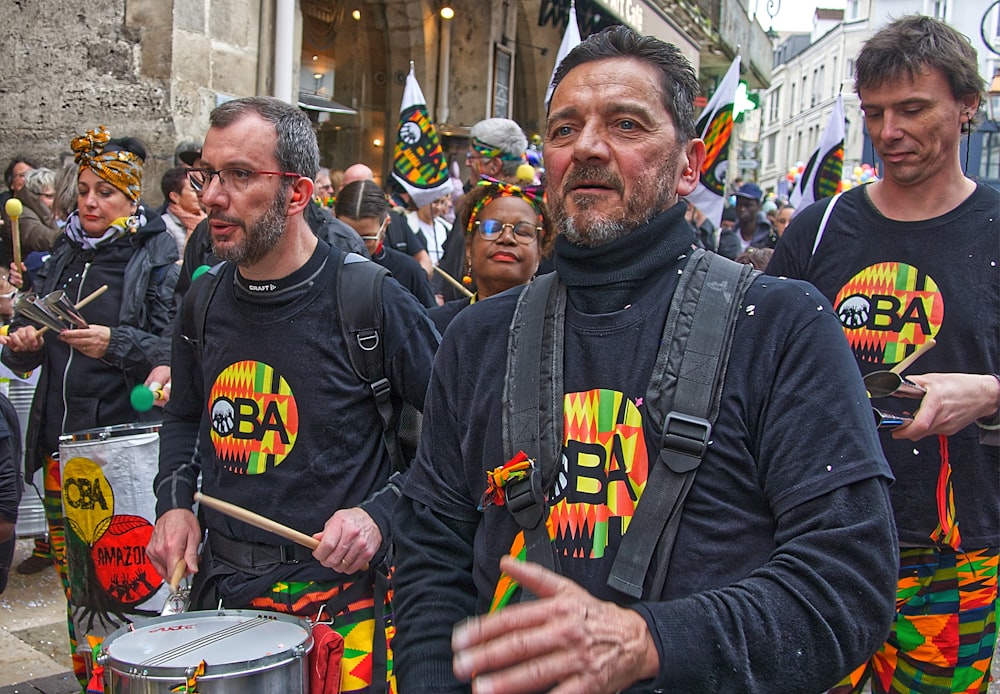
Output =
[
  {"x1": 892, "y1": 372, "x2": 1000, "y2": 440},
  {"x1": 312, "y1": 507, "x2": 381, "y2": 574},
  {"x1": 451, "y1": 555, "x2": 660, "y2": 694},
  {"x1": 59, "y1": 325, "x2": 111, "y2": 359}
]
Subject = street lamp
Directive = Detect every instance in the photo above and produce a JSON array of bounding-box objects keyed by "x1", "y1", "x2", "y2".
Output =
[{"x1": 988, "y1": 70, "x2": 1000, "y2": 125}]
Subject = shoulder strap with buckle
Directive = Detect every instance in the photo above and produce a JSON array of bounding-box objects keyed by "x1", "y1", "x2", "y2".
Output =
[
  {"x1": 607, "y1": 250, "x2": 756, "y2": 599},
  {"x1": 502, "y1": 250, "x2": 757, "y2": 601}
]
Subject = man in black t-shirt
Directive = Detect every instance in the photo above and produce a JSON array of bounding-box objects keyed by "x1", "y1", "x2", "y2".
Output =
[
  {"x1": 392, "y1": 26, "x2": 897, "y2": 694},
  {"x1": 768, "y1": 16, "x2": 1000, "y2": 694}
]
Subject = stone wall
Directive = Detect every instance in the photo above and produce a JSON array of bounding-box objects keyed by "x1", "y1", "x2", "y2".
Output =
[{"x1": 0, "y1": 0, "x2": 263, "y2": 206}]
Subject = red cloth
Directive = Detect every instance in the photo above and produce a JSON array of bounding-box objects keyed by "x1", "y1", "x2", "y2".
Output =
[{"x1": 309, "y1": 622, "x2": 344, "y2": 694}]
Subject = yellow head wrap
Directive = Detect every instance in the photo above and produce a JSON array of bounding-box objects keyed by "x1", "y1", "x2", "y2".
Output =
[{"x1": 71, "y1": 126, "x2": 143, "y2": 203}]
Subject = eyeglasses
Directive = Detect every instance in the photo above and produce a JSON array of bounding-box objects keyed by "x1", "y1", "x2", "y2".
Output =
[
  {"x1": 187, "y1": 168, "x2": 299, "y2": 193},
  {"x1": 474, "y1": 219, "x2": 540, "y2": 244},
  {"x1": 466, "y1": 153, "x2": 488, "y2": 162}
]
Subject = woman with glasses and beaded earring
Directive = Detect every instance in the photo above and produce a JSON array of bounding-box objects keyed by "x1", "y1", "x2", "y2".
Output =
[
  {"x1": 0, "y1": 126, "x2": 179, "y2": 687},
  {"x1": 428, "y1": 177, "x2": 553, "y2": 335}
]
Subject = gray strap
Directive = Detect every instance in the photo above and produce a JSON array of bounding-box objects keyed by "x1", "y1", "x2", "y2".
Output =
[
  {"x1": 607, "y1": 252, "x2": 755, "y2": 599},
  {"x1": 501, "y1": 273, "x2": 564, "y2": 584}
]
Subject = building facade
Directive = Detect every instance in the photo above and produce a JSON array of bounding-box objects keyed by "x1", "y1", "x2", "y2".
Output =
[
  {"x1": 0, "y1": 0, "x2": 772, "y2": 203},
  {"x1": 756, "y1": 0, "x2": 1000, "y2": 198}
]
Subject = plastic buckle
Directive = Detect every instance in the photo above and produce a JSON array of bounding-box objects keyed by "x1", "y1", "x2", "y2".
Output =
[
  {"x1": 504, "y1": 463, "x2": 546, "y2": 530},
  {"x1": 661, "y1": 411, "x2": 711, "y2": 474},
  {"x1": 279, "y1": 545, "x2": 302, "y2": 565},
  {"x1": 370, "y1": 377, "x2": 391, "y2": 400}
]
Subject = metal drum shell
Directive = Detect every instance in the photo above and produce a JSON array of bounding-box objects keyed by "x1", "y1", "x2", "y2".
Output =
[{"x1": 99, "y1": 609, "x2": 313, "y2": 694}]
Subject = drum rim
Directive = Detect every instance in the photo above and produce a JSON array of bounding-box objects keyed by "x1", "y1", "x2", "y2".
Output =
[
  {"x1": 59, "y1": 422, "x2": 162, "y2": 444},
  {"x1": 100, "y1": 609, "x2": 313, "y2": 678}
]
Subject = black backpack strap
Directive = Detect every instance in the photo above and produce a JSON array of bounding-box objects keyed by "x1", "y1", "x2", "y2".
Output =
[
  {"x1": 181, "y1": 262, "x2": 227, "y2": 366},
  {"x1": 607, "y1": 250, "x2": 758, "y2": 599},
  {"x1": 501, "y1": 272, "x2": 564, "y2": 583},
  {"x1": 337, "y1": 252, "x2": 406, "y2": 474}
]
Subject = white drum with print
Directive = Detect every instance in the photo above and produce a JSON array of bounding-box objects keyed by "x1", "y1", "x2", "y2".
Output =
[
  {"x1": 99, "y1": 609, "x2": 313, "y2": 693},
  {"x1": 58, "y1": 423, "x2": 170, "y2": 653}
]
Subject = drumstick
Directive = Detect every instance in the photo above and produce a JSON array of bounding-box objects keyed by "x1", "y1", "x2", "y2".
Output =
[
  {"x1": 36, "y1": 285, "x2": 108, "y2": 336},
  {"x1": 5, "y1": 198, "x2": 22, "y2": 273},
  {"x1": 168, "y1": 558, "x2": 186, "y2": 592},
  {"x1": 433, "y1": 265, "x2": 474, "y2": 298},
  {"x1": 195, "y1": 492, "x2": 319, "y2": 550},
  {"x1": 890, "y1": 338, "x2": 936, "y2": 375}
]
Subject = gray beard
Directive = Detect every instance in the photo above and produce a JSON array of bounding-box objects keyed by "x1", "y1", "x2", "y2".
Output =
[
  {"x1": 214, "y1": 187, "x2": 287, "y2": 266},
  {"x1": 552, "y1": 161, "x2": 679, "y2": 248}
]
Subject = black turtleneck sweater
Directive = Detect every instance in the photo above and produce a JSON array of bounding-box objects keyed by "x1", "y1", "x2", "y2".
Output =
[{"x1": 393, "y1": 203, "x2": 897, "y2": 693}]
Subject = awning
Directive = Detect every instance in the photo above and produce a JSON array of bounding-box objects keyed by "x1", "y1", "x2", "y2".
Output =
[{"x1": 297, "y1": 92, "x2": 358, "y2": 115}]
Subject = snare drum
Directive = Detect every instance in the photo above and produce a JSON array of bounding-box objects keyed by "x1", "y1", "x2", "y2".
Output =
[
  {"x1": 99, "y1": 609, "x2": 313, "y2": 693},
  {"x1": 58, "y1": 423, "x2": 167, "y2": 662}
]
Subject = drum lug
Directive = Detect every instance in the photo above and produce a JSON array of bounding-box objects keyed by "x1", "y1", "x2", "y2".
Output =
[
  {"x1": 293, "y1": 644, "x2": 307, "y2": 657},
  {"x1": 96, "y1": 653, "x2": 108, "y2": 667}
]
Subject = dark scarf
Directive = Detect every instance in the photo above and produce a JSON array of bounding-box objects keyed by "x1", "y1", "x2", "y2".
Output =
[{"x1": 552, "y1": 202, "x2": 696, "y2": 314}]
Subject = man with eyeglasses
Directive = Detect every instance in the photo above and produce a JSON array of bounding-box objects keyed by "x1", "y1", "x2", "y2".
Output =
[
  {"x1": 148, "y1": 96, "x2": 439, "y2": 694},
  {"x1": 392, "y1": 26, "x2": 897, "y2": 693}
]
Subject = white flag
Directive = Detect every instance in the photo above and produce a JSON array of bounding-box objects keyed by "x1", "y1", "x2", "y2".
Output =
[
  {"x1": 544, "y1": 2, "x2": 582, "y2": 108},
  {"x1": 791, "y1": 93, "x2": 845, "y2": 214},
  {"x1": 392, "y1": 64, "x2": 452, "y2": 209},
  {"x1": 684, "y1": 57, "x2": 741, "y2": 228}
]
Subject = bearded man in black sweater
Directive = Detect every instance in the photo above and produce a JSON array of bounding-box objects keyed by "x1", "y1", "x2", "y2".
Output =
[
  {"x1": 148, "y1": 97, "x2": 438, "y2": 694},
  {"x1": 391, "y1": 26, "x2": 898, "y2": 693}
]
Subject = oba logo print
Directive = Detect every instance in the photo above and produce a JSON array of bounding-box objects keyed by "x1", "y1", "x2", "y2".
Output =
[
  {"x1": 834, "y1": 262, "x2": 943, "y2": 366},
  {"x1": 209, "y1": 361, "x2": 299, "y2": 475}
]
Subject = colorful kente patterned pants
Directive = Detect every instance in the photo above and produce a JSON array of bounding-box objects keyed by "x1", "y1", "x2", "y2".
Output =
[
  {"x1": 249, "y1": 576, "x2": 396, "y2": 694},
  {"x1": 832, "y1": 546, "x2": 997, "y2": 694}
]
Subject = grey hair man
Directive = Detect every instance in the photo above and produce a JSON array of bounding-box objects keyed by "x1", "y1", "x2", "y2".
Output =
[
  {"x1": 393, "y1": 25, "x2": 896, "y2": 694},
  {"x1": 466, "y1": 117, "x2": 528, "y2": 184},
  {"x1": 148, "y1": 96, "x2": 439, "y2": 694}
]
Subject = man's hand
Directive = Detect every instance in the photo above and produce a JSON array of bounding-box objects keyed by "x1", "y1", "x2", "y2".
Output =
[
  {"x1": 59, "y1": 325, "x2": 111, "y2": 359},
  {"x1": 1, "y1": 325, "x2": 43, "y2": 352},
  {"x1": 147, "y1": 508, "x2": 202, "y2": 581},
  {"x1": 451, "y1": 555, "x2": 660, "y2": 694},
  {"x1": 312, "y1": 507, "x2": 381, "y2": 574},
  {"x1": 892, "y1": 373, "x2": 1000, "y2": 440}
]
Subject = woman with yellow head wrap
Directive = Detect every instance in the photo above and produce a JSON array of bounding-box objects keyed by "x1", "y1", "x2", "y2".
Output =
[{"x1": 0, "y1": 126, "x2": 180, "y2": 687}]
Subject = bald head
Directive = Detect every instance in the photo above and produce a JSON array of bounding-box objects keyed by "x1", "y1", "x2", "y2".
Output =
[{"x1": 342, "y1": 163, "x2": 375, "y2": 190}]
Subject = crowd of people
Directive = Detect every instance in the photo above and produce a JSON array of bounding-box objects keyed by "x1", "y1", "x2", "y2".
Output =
[{"x1": 0, "y1": 14, "x2": 996, "y2": 694}]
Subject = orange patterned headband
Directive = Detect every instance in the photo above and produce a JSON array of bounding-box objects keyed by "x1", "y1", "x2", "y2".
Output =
[{"x1": 71, "y1": 126, "x2": 142, "y2": 203}]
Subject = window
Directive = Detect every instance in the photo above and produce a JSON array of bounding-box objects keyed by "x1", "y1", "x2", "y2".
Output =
[
  {"x1": 985, "y1": 132, "x2": 1000, "y2": 180},
  {"x1": 847, "y1": 0, "x2": 860, "y2": 19},
  {"x1": 928, "y1": 0, "x2": 948, "y2": 20},
  {"x1": 770, "y1": 86, "x2": 781, "y2": 122},
  {"x1": 790, "y1": 84, "x2": 796, "y2": 116},
  {"x1": 767, "y1": 133, "x2": 778, "y2": 166}
]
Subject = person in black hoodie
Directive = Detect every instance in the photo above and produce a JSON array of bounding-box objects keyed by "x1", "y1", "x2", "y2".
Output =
[{"x1": 0, "y1": 126, "x2": 179, "y2": 686}]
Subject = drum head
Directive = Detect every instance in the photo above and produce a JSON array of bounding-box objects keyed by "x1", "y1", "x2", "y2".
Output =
[
  {"x1": 60, "y1": 422, "x2": 161, "y2": 444},
  {"x1": 103, "y1": 610, "x2": 312, "y2": 675}
]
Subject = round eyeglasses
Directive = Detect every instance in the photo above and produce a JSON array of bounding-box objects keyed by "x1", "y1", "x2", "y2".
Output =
[{"x1": 474, "y1": 219, "x2": 541, "y2": 244}]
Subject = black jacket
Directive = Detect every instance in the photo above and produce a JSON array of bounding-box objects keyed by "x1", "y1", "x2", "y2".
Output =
[{"x1": 2, "y1": 210, "x2": 179, "y2": 476}]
